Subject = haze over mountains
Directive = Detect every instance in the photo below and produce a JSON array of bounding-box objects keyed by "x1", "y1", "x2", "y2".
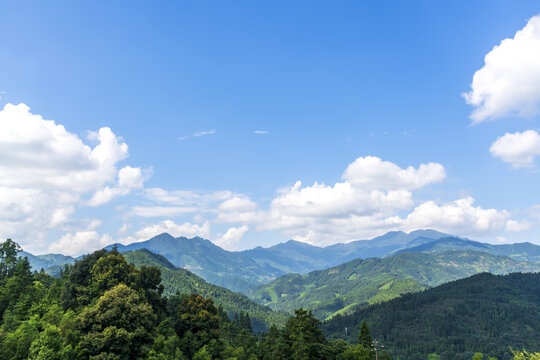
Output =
[{"x1": 21, "y1": 229, "x2": 540, "y2": 294}]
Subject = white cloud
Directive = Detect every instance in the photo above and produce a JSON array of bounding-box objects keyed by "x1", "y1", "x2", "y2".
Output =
[
  {"x1": 215, "y1": 225, "x2": 249, "y2": 250},
  {"x1": 0, "y1": 103, "x2": 144, "y2": 253},
  {"x1": 505, "y1": 219, "x2": 532, "y2": 232},
  {"x1": 496, "y1": 236, "x2": 509, "y2": 244},
  {"x1": 258, "y1": 157, "x2": 443, "y2": 229},
  {"x1": 179, "y1": 129, "x2": 216, "y2": 140},
  {"x1": 88, "y1": 166, "x2": 147, "y2": 206},
  {"x1": 0, "y1": 104, "x2": 125, "y2": 192},
  {"x1": 342, "y1": 156, "x2": 446, "y2": 190},
  {"x1": 119, "y1": 220, "x2": 211, "y2": 245},
  {"x1": 212, "y1": 156, "x2": 520, "y2": 246},
  {"x1": 218, "y1": 196, "x2": 257, "y2": 212},
  {"x1": 490, "y1": 130, "x2": 540, "y2": 167},
  {"x1": 254, "y1": 130, "x2": 269, "y2": 134},
  {"x1": 267, "y1": 181, "x2": 413, "y2": 220},
  {"x1": 403, "y1": 197, "x2": 510, "y2": 236},
  {"x1": 117, "y1": 223, "x2": 131, "y2": 236},
  {"x1": 49, "y1": 231, "x2": 114, "y2": 256},
  {"x1": 129, "y1": 206, "x2": 200, "y2": 217},
  {"x1": 464, "y1": 14, "x2": 540, "y2": 123},
  {"x1": 144, "y1": 187, "x2": 232, "y2": 206},
  {"x1": 139, "y1": 188, "x2": 258, "y2": 218}
]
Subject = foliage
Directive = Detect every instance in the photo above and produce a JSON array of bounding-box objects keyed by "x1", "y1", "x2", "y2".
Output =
[
  {"x1": 123, "y1": 249, "x2": 288, "y2": 331},
  {"x1": 3, "y1": 239, "x2": 382, "y2": 360},
  {"x1": 323, "y1": 273, "x2": 540, "y2": 360},
  {"x1": 247, "y1": 250, "x2": 540, "y2": 320},
  {"x1": 512, "y1": 350, "x2": 540, "y2": 360},
  {"x1": 2, "y1": 238, "x2": 538, "y2": 360}
]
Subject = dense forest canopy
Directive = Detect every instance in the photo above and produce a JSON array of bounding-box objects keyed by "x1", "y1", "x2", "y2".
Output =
[
  {"x1": 323, "y1": 272, "x2": 540, "y2": 360},
  {"x1": 1, "y1": 239, "x2": 538, "y2": 360}
]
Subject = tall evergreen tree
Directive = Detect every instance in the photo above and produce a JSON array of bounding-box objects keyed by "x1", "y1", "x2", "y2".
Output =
[{"x1": 358, "y1": 321, "x2": 373, "y2": 348}]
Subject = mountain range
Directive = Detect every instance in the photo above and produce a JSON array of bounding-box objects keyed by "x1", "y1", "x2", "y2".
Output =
[
  {"x1": 20, "y1": 251, "x2": 76, "y2": 276},
  {"x1": 246, "y1": 249, "x2": 540, "y2": 320},
  {"x1": 20, "y1": 229, "x2": 540, "y2": 294}
]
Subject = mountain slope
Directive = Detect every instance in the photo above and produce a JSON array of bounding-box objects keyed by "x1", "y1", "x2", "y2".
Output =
[
  {"x1": 241, "y1": 229, "x2": 450, "y2": 274},
  {"x1": 397, "y1": 236, "x2": 540, "y2": 262},
  {"x1": 323, "y1": 272, "x2": 540, "y2": 360},
  {"x1": 108, "y1": 233, "x2": 283, "y2": 292},
  {"x1": 247, "y1": 250, "x2": 540, "y2": 320},
  {"x1": 20, "y1": 251, "x2": 76, "y2": 276},
  {"x1": 122, "y1": 249, "x2": 288, "y2": 332}
]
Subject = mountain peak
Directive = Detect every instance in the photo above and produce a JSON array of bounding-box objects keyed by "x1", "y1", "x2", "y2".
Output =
[{"x1": 148, "y1": 232, "x2": 175, "y2": 241}]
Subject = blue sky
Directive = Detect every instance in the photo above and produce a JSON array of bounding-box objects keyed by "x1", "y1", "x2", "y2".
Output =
[{"x1": 1, "y1": 1, "x2": 540, "y2": 255}]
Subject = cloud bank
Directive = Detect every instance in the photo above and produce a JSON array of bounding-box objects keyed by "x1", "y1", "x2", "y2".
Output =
[{"x1": 0, "y1": 103, "x2": 146, "y2": 252}]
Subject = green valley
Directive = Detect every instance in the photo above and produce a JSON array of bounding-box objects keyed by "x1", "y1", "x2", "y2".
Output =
[
  {"x1": 247, "y1": 250, "x2": 540, "y2": 320},
  {"x1": 122, "y1": 249, "x2": 288, "y2": 331}
]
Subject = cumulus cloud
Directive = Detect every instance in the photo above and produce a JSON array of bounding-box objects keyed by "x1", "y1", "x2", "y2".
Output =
[
  {"x1": 342, "y1": 156, "x2": 446, "y2": 190},
  {"x1": 218, "y1": 196, "x2": 257, "y2": 212},
  {"x1": 254, "y1": 157, "x2": 443, "y2": 233},
  {"x1": 464, "y1": 14, "x2": 540, "y2": 123},
  {"x1": 490, "y1": 130, "x2": 540, "y2": 167},
  {"x1": 88, "y1": 166, "x2": 147, "y2": 206},
  {"x1": 49, "y1": 231, "x2": 114, "y2": 256},
  {"x1": 215, "y1": 225, "x2": 249, "y2": 250},
  {"x1": 505, "y1": 219, "x2": 532, "y2": 232},
  {"x1": 0, "y1": 103, "x2": 144, "y2": 252},
  {"x1": 212, "y1": 156, "x2": 523, "y2": 246},
  {"x1": 119, "y1": 220, "x2": 211, "y2": 245},
  {"x1": 403, "y1": 197, "x2": 510, "y2": 235}
]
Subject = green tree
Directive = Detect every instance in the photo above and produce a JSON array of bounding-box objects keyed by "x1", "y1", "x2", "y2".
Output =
[
  {"x1": 473, "y1": 353, "x2": 484, "y2": 360},
  {"x1": 0, "y1": 239, "x2": 22, "y2": 282},
  {"x1": 28, "y1": 324, "x2": 68, "y2": 360},
  {"x1": 284, "y1": 308, "x2": 325, "y2": 360},
  {"x1": 340, "y1": 344, "x2": 372, "y2": 360},
  {"x1": 358, "y1": 321, "x2": 372, "y2": 349},
  {"x1": 173, "y1": 294, "x2": 221, "y2": 359},
  {"x1": 78, "y1": 283, "x2": 157, "y2": 359}
]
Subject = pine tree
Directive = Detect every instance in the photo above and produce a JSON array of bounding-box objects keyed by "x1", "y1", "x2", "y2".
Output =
[{"x1": 358, "y1": 321, "x2": 373, "y2": 348}]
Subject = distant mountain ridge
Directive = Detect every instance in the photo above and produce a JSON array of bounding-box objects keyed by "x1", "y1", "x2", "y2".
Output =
[
  {"x1": 396, "y1": 236, "x2": 540, "y2": 262},
  {"x1": 105, "y1": 233, "x2": 282, "y2": 292},
  {"x1": 19, "y1": 229, "x2": 540, "y2": 294},
  {"x1": 19, "y1": 251, "x2": 75, "y2": 276},
  {"x1": 239, "y1": 229, "x2": 452, "y2": 274}
]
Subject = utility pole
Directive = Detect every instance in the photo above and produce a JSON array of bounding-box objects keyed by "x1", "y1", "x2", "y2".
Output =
[{"x1": 371, "y1": 338, "x2": 384, "y2": 360}]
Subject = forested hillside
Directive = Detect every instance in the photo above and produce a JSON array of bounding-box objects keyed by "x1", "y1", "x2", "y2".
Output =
[
  {"x1": 0, "y1": 239, "x2": 389, "y2": 359},
  {"x1": 248, "y1": 250, "x2": 540, "y2": 320},
  {"x1": 122, "y1": 249, "x2": 288, "y2": 332},
  {"x1": 107, "y1": 233, "x2": 282, "y2": 292},
  {"x1": 2, "y1": 239, "x2": 540, "y2": 360},
  {"x1": 323, "y1": 272, "x2": 540, "y2": 360},
  {"x1": 395, "y1": 237, "x2": 540, "y2": 263}
]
